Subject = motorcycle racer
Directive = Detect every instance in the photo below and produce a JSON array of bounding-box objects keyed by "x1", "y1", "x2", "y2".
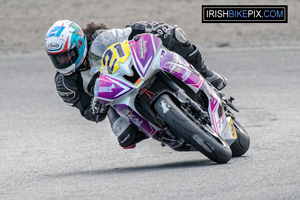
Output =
[{"x1": 45, "y1": 20, "x2": 227, "y2": 149}]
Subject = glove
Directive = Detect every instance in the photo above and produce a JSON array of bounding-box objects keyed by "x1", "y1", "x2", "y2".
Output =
[
  {"x1": 144, "y1": 22, "x2": 172, "y2": 37},
  {"x1": 91, "y1": 97, "x2": 108, "y2": 122},
  {"x1": 144, "y1": 22, "x2": 178, "y2": 48}
]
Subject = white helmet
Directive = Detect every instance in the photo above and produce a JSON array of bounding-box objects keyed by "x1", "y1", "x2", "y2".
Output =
[{"x1": 45, "y1": 20, "x2": 87, "y2": 75}]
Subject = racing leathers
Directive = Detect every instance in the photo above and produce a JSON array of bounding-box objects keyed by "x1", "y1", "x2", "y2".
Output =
[{"x1": 54, "y1": 21, "x2": 227, "y2": 150}]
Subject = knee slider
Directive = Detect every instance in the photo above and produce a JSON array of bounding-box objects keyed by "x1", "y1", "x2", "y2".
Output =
[
  {"x1": 117, "y1": 124, "x2": 140, "y2": 147},
  {"x1": 117, "y1": 125, "x2": 148, "y2": 147}
]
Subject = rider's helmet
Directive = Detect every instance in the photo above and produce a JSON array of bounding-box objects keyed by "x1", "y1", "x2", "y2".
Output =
[{"x1": 45, "y1": 20, "x2": 87, "y2": 75}]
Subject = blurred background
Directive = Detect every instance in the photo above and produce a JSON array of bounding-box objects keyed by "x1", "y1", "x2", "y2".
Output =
[
  {"x1": 1, "y1": 1, "x2": 300, "y2": 199},
  {"x1": 0, "y1": 0, "x2": 299, "y2": 55}
]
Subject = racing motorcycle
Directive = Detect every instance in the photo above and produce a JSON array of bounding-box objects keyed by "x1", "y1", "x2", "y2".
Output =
[{"x1": 93, "y1": 29, "x2": 250, "y2": 164}]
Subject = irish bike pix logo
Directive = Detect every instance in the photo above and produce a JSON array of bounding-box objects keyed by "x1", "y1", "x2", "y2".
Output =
[{"x1": 202, "y1": 5, "x2": 288, "y2": 23}]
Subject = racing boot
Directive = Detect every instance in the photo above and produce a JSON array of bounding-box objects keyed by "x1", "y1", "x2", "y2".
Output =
[
  {"x1": 187, "y1": 45, "x2": 227, "y2": 91},
  {"x1": 199, "y1": 64, "x2": 227, "y2": 90},
  {"x1": 159, "y1": 26, "x2": 227, "y2": 91}
]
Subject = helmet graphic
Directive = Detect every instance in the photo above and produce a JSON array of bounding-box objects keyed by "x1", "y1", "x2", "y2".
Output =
[{"x1": 45, "y1": 20, "x2": 87, "y2": 75}]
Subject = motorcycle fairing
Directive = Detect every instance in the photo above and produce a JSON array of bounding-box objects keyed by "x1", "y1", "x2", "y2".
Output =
[
  {"x1": 160, "y1": 50, "x2": 205, "y2": 93},
  {"x1": 101, "y1": 41, "x2": 131, "y2": 75},
  {"x1": 113, "y1": 104, "x2": 163, "y2": 137},
  {"x1": 113, "y1": 103, "x2": 183, "y2": 148},
  {"x1": 129, "y1": 34, "x2": 162, "y2": 78},
  {"x1": 95, "y1": 73, "x2": 133, "y2": 103},
  {"x1": 159, "y1": 48, "x2": 236, "y2": 144},
  {"x1": 94, "y1": 34, "x2": 164, "y2": 138},
  {"x1": 94, "y1": 33, "x2": 236, "y2": 146}
]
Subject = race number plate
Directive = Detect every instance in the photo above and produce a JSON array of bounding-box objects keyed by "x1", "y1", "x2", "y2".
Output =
[{"x1": 101, "y1": 41, "x2": 131, "y2": 74}]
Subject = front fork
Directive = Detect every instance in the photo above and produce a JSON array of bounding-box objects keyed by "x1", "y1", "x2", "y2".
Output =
[{"x1": 150, "y1": 72, "x2": 210, "y2": 125}]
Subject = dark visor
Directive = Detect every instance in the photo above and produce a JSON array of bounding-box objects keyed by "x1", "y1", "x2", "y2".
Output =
[{"x1": 48, "y1": 49, "x2": 78, "y2": 70}]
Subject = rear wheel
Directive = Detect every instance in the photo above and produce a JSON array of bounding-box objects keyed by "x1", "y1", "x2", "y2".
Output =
[
  {"x1": 230, "y1": 119, "x2": 250, "y2": 157},
  {"x1": 154, "y1": 94, "x2": 232, "y2": 164}
]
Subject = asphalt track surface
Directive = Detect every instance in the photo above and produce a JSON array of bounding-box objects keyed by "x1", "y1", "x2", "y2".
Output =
[{"x1": 1, "y1": 46, "x2": 300, "y2": 200}]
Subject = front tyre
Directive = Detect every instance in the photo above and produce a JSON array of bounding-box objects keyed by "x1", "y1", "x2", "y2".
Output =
[
  {"x1": 230, "y1": 119, "x2": 250, "y2": 157},
  {"x1": 154, "y1": 94, "x2": 232, "y2": 164}
]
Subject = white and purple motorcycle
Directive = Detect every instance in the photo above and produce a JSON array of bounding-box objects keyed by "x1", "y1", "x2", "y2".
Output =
[{"x1": 93, "y1": 32, "x2": 250, "y2": 164}]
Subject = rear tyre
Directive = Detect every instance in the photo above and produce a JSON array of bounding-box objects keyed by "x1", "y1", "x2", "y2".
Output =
[
  {"x1": 230, "y1": 119, "x2": 250, "y2": 157},
  {"x1": 154, "y1": 94, "x2": 232, "y2": 164}
]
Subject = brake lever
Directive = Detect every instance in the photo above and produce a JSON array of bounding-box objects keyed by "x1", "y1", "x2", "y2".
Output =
[{"x1": 224, "y1": 97, "x2": 239, "y2": 113}]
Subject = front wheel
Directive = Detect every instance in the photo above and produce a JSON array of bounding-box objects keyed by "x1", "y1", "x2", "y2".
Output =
[
  {"x1": 230, "y1": 119, "x2": 250, "y2": 157},
  {"x1": 153, "y1": 94, "x2": 232, "y2": 164}
]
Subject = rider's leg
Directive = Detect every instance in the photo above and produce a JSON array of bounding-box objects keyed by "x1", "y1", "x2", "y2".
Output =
[
  {"x1": 107, "y1": 107, "x2": 149, "y2": 149},
  {"x1": 162, "y1": 27, "x2": 227, "y2": 90}
]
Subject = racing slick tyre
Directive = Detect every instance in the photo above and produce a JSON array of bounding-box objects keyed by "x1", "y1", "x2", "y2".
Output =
[
  {"x1": 230, "y1": 119, "x2": 250, "y2": 157},
  {"x1": 154, "y1": 94, "x2": 232, "y2": 164}
]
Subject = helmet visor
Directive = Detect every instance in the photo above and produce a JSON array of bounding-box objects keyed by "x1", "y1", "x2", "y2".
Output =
[{"x1": 49, "y1": 49, "x2": 78, "y2": 70}]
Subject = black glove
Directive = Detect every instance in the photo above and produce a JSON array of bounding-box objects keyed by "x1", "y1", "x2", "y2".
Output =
[
  {"x1": 126, "y1": 21, "x2": 175, "y2": 40},
  {"x1": 91, "y1": 97, "x2": 109, "y2": 123},
  {"x1": 144, "y1": 22, "x2": 178, "y2": 48},
  {"x1": 144, "y1": 22, "x2": 171, "y2": 35}
]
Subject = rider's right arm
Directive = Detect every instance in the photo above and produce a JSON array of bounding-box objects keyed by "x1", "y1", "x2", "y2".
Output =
[
  {"x1": 54, "y1": 72, "x2": 80, "y2": 106},
  {"x1": 54, "y1": 72, "x2": 107, "y2": 122}
]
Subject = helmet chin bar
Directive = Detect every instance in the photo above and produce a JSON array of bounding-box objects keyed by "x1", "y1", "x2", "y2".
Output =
[{"x1": 57, "y1": 63, "x2": 76, "y2": 76}]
